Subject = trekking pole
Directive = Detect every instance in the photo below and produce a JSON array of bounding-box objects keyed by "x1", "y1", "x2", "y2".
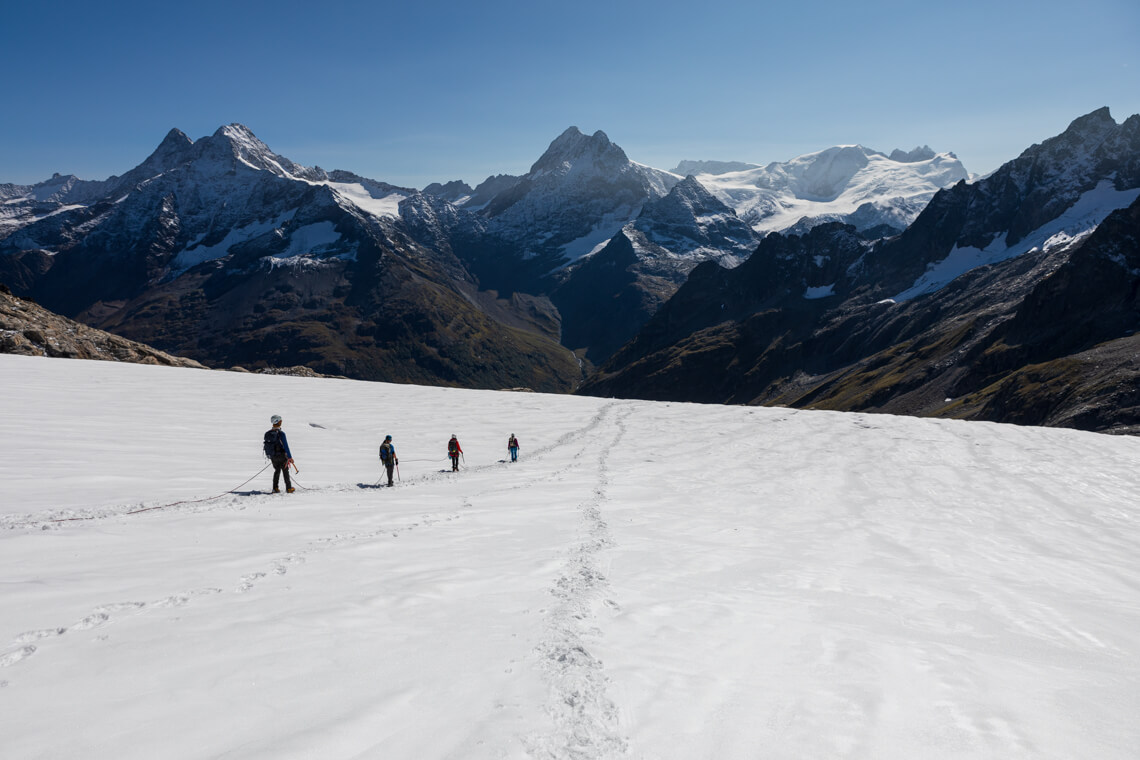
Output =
[
  {"x1": 291, "y1": 461, "x2": 300, "y2": 474},
  {"x1": 396, "y1": 464, "x2": 401, "y2": 482}
]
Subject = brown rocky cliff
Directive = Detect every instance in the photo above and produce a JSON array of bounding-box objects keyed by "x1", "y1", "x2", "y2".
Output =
[{"x1": 0, "y1": 285, "x2": 207, "y2": 369}]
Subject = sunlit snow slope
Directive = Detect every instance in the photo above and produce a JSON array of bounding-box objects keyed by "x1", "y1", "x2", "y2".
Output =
[{"x1": 1, "y1": 354, "x2": 1138, "y2": 759}]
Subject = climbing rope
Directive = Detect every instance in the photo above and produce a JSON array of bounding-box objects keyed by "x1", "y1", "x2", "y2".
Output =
[{"x1": 48, "y1": 463, "x2": 273, "y2": 523}]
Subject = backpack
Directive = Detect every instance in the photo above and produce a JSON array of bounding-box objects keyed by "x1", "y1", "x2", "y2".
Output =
[
  {"x1": 379, "y1": 442, "x2": 393, "y2": 462},
  {"x1": 263, "y1": 428, "x2": 284, "y2": 458},
  {"x1": 448, "y1": 439, "x2": 459, "y2": 455}
]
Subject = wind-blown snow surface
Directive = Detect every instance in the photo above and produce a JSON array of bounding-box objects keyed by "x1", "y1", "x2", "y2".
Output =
[{"x1": 2, "y1": 354, "x2": 1139, "y2": 759}]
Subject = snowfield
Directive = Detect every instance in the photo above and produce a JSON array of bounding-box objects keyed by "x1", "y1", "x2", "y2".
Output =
[
  {"x1": 696, "y1": 145, "x2": 969, "y2": 236},
  {"x1": 1, "y1": 353, "x2": 1138, "y2": 759}
]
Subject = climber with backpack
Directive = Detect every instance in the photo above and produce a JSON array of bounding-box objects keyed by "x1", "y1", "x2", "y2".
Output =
[
  {"x1": 263, "y1": 414, "x2": 296, "y2": 493},
  {"x1": 378, "y1": 434, "x2": 398, "y2": 487},
  {"x1": 447, "y1": 434, "x2": 463, "y2": 471},
  {"x1": 507, "y1": 433, "x2": 520, "y2": 462}
]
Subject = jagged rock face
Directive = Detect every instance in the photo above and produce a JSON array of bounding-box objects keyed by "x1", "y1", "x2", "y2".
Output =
[
  {"x1": 863, "y1": 109, "x2": 1140, "y2": 298},
  {"x1": 421, "y1": 180, "x2": 474, "y2": 204},
  {"x1": 632, "y1": 176, "x2": 757, "y2": 259},
  {"x1": 462, "y1": 174, "x2": 522, "y2": 210},
  {"x1": 581, "y1": 110, "x2": 1140, "y2": 433},
  {"x1": 985, "y1": 107, "x2": 1140, "y2": 245},
  {"x1": 549, "y1": 232, "x2": 668, "y2": 364},
  {"x1": 985, "y1": 194, "x2": 1140, "y2": 375}
]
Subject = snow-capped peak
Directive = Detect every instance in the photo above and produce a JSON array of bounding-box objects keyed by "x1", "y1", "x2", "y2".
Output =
[
  {"x1": 201, "y1": 123, "x2": 304, "y2": 178},
  {"x1": 480, "y1": 127, "x2": 681, "y2": 265},
  {"x1": 126, "y1": 128, "x2": 195, "y2": 182},
  {"x1": 217, "y1": 123, "x2": 273, "y2": 155},
  {"x1": 655, "y1": 174, "x2": 724, "y2": 211},
  {"x1": 694, "y1": 143, "x2": 969, "y2": 236},
  {"x1": 154, "y1": 128, "x2": 194, "y2": 156},
  {"x1": 529, "y1": 127, "x2": 628, "y2": 177}
]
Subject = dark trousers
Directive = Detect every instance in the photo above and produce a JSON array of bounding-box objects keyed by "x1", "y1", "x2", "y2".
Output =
[
  {"x1": 384, "y1": 461, "x2": 395, "y2": 485},
  {"x1": 450, "y1": 454, "x2": 459, "y2": 471},
  {"x1": 272, "y1": 455, "x2": 292, "y2": 490}
]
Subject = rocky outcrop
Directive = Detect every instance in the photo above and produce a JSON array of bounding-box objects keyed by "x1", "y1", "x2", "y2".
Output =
[{"x1": 0, "y1": 285, "x2": 206, "y2": 368}]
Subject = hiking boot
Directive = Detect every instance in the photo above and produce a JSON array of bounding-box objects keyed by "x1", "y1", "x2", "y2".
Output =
[
  {"x1": 286, "y1": 487, "x2": 295, "y2": 493},
  {"x1": 273, "y1": 487, "x2": 281, "y2": 493}
]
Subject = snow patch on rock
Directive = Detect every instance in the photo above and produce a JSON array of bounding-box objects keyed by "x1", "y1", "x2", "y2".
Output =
[{"x1": 893, "y1": 180, "x2": 1140, "y2": 301}]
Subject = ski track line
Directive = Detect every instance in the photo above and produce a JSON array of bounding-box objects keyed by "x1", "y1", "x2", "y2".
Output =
[
  {"x1": 526, "y1": 405, "x2": 631, "y2": 760},
  {"x1": 0, "y1": 403, "x2": 633, "y2": 681}
]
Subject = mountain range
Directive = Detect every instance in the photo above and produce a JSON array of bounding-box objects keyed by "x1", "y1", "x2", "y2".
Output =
[
  {"x1": 581, "y1": 108, "x2": 1140, "y2": 432},
  {"x1": 0, "y1": 125, "x2": 577, "y2": 390},
  {"x1": 0, "y1": 122, "x2": 967, "y2": 381},
  {"x1": 3, "y1": 108, "x2": 1139, "y2": 431}
]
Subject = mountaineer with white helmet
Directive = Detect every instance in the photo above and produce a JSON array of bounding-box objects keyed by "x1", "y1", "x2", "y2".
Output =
[{"x1": 263, "y1": 414, "x2": 296, "y2": 493}]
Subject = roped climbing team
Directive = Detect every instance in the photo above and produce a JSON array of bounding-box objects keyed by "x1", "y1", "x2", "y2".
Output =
[{"x1": 264, "y1": 416, "x2": 520, "y2": 492}]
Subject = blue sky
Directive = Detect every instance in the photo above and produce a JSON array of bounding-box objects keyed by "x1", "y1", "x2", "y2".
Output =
[{"x1": 2, "y1": 0, "x2": 1138, "y2": 188}]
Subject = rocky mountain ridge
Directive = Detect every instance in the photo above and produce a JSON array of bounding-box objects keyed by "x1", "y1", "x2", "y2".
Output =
[
  {"x1": 8, "y1": 111, "x2": 1136, "y2": 434},
  {"x1": 581, "y1": 109, "x2": 1140, "y2": 433},
  {"x1": 415, "y1": 135, "x2": 972, "y2": 366},
  {"x1": 0, "y1": 126, "x2": 579, "y2": 391}
]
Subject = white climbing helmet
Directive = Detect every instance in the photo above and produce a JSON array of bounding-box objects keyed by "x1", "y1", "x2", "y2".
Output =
[{"x1": 271, "y1": 414, "x2": 282, "y2": 426}]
